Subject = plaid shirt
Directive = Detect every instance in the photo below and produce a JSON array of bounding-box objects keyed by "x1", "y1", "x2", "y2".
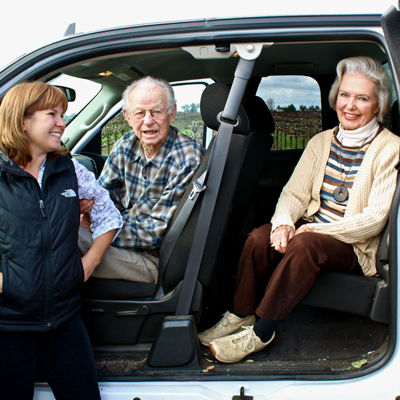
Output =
[{"x1": 98, "y1": 126, "x2": 203, "y2": 249}]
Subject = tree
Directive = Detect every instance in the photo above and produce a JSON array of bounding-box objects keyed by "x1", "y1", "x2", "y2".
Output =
[
  {"x1": 181, "y1": 104, "x2": 192, "y2": 113},
  {"x1": 299, "y1": 105, "x2": 307, "y2": 112},
  {"x1": 286, "y1": 104, "x2": 296, "y2": 111},
  {"x1": 266, "y1": 98, "x2": 275, "y2": 111},
  {"x1": 190, "y1": 103, "x2": 200, "y2": 113},
  {"x1": 181, "y1": 103, "x2": 200, "y2": 113}
]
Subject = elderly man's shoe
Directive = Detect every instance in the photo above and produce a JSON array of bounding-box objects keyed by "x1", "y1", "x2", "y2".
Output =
[
  {"x1": 198, "y1": 311, "x2": 256, "y2": 346},
  {"x1": 209, "y1": 325, "x2": 275, "y2": 363}
]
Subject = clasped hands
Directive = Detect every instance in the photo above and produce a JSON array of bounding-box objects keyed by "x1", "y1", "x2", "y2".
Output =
[{"x1": 270, "y1": 224, "x2": 311, "y2": 254}]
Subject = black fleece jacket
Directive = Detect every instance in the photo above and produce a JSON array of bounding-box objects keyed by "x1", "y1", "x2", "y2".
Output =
[{"x1": 0, "y1": 152, "x2": 83, "y2": 332}]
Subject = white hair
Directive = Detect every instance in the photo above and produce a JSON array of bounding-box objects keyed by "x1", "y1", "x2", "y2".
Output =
[
  {"x1": 329, "y1": 56, "x2": 391, "y2": 123},
  {"x1": 122, "y1": 76, "x2": 176, "y2": 113}
]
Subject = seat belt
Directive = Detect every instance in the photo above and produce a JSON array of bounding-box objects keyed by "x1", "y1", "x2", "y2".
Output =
[
  {"x1": 154, "y1": 145, "x2": 213, "y2": 298},
  {"x1": 174, "y1": 58, "x2": 256, "y2": 315},
  {"x1": 155, "y1": 57, "x2": 255, "y2": 301}
]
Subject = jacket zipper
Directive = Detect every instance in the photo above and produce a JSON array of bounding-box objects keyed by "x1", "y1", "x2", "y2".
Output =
[{"x1": 33, "y1": 183, "x2": 53, "y2": 330}]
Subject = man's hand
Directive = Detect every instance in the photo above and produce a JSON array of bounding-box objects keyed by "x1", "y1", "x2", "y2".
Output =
[
  {"x1": 79, "y1": 199, "x2": 94, "y2": 231},
  {"x1": 80, "y1": 199, "x2": 94, "y2": 214},
  {"x1": 270, "y1": 225, "x2": 295, "y2": 254}
]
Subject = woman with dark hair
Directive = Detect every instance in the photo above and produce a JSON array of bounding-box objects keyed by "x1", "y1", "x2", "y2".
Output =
[
  {"x1": 198, "y1": 56, "x2": 400, "y2": 363},
  {"x1": 0, "y1": 81, "x2": 122, "y2": 399}
]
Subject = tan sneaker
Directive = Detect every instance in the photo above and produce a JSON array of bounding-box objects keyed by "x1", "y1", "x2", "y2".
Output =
[
  {"x1": 198, "y1": 312, "x2": 256, "y2": 346},
  {"x1": 209, "y1": 325, "x2": 275, "y2": 363}
]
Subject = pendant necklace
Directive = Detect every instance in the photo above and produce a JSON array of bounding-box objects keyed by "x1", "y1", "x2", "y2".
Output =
[{"x1": 333, "y1": 139, "x2": 367, "y2": 203}]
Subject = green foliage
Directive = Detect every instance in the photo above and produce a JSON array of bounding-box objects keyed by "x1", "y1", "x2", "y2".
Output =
[
  {"x1": 174, "y1": 110, "x2": 204, "y2": 143},
  {"x1": 101, "y1": 112, "x2": 131, "y2": 155}
]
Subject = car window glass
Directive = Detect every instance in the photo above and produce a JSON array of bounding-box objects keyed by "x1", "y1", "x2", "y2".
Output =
[
  {"x1": 101, "y1": 110, "x2": 131, "y2": 156},
  {"x1": 256, "y1": 76, "x2": 322, "y2": 149},
  {"x1": 173, "y1": 81, "x2": 212, "y2": 148},
  {"x1": 49, "y1": 74, "x2": 101, "y2": 125}
]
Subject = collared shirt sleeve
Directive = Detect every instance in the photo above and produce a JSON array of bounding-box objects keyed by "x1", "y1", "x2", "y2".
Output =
[{"x1": 72, "y1": 158, "x2": 123, "y2": 241}]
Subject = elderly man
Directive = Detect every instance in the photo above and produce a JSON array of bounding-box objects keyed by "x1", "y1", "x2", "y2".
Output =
[{"x1": 79, "y1": 76, "x2": 203, "y2": 283}]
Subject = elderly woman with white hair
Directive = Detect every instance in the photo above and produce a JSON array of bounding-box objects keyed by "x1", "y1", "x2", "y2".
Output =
[{"x1": 198, "y1": 56, "x2": 400, "y2": 363}]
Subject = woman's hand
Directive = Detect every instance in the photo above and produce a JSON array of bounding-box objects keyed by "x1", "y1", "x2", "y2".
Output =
[
  {"x1": 270, "y1": 225, "x2": 295, "y2": 254},
  {"x1": 80, "y1": 213, "x2": 92, "y2": 232},
  {"x1": 81, "y1": 253, "x2": 99, "y2": 282},
  {"x1": 294, "y1": 225, "x2": 312, "y2": 235},
  {"x1": 81, "y1": 229, "x2": 117, "y2": 282}
]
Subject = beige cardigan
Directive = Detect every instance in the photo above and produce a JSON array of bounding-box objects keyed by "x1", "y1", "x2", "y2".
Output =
[{"x1": 271, "y1": 127, "x2": 400, "y2": 276}]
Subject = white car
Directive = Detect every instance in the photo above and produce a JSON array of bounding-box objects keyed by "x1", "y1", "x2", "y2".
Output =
[{"x1": 1, "y1": 5, "x2": 400, "y2": 399}]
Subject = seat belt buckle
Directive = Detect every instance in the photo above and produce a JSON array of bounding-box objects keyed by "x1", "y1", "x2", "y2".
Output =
[{"x1": 189, "y1": 180, "x2": 206, "y2": 200}]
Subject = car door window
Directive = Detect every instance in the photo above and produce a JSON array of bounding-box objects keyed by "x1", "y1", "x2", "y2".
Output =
[
  {"x1": 172, "y1": 82, "x2": 212, "y2": 148},
  {"x1": 49, "y1": 74, "x2": 101, "y2": 124},
  {"x1": 256, "y1": 76, "x2": 322, "y2": 149}
]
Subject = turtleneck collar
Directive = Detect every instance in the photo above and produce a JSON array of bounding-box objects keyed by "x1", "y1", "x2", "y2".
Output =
[{"x1": 337, "y1": 117, "x2": 380, "y2": 147}]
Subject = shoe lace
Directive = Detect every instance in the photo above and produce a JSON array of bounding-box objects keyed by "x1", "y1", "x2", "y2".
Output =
[
  {"x1": 243, "y1": 326, "x2": 256, "y2": 352},
  {"x1": 217, "y1": 311, "x2": 231, "y2": 328},
  {"x1": 232, "y1": 325, "x2": 256, "y2": 352}
]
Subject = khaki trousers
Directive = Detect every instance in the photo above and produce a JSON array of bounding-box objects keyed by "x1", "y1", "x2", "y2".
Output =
[
  {"x1": 233, "y1": 221, "x2": 364, "y2": 320},
  {"x1": 78, "y1": 229, "x2": 159, "y2": 283}
]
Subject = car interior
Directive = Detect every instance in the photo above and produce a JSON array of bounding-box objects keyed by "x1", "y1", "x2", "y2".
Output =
[{"x1": 37, "y1": 31, "x2": 400, "y2": 380}]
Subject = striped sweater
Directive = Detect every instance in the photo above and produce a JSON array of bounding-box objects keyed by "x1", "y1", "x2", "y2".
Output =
[
  {"x1": 271, "y1": 127, "x2": 400, "y2": 276},
  {"x1": 314, "y1": 136, "x2": 371, "y2": 223}
]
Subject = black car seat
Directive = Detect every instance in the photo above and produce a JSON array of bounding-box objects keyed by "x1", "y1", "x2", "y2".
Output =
[
  {"x1": 80, "y1": 83, "x2": 274, "y2": 345},
  {"x1": 300, "y1": 100, "x2": 400, "y2": 323}
]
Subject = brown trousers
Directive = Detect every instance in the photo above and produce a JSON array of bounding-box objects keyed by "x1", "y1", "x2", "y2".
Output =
[{"x1": 233, "y1": 221, "x2": 364, "y2": 320}]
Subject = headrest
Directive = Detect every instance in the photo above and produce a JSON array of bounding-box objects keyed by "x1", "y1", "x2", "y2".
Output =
[
  {"x1": 242, "y1": 96, "x2": 275, "y2": 134},
  {"x1": 391, "y1": 100, "x2": 400, "y2": 137},
  {"x1": 200, "y1": 83, "x2": 251, "y2": 134}
]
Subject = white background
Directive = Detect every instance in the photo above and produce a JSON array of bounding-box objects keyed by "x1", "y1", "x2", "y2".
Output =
[{"x1": 1, "y1": 0, "x2": 398, "y2": 70}]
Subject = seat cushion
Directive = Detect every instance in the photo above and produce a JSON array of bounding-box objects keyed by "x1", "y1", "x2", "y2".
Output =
[{"x1": 300, "y1": 270, "x2": 380, "y2": 317}]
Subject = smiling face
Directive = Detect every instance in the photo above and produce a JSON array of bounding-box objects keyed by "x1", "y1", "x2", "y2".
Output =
[
  {"x1": 336, "y1": 71, "x2": 380, "y2": 131},
  {"x1": 123, "y1": 84, "x2": 176, "y2": 158},
  {"x1": 23, "y1": 104, "x2": 65, "y2": 158}
]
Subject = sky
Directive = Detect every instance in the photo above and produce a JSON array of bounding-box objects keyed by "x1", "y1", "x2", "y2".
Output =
[{"x1": 1, "y1": 0, "x2": 398, "y2": 71}]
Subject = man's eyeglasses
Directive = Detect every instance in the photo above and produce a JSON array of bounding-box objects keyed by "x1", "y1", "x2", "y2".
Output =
[{"x1": 128, "y1": 108, "x2": 170, "y2": 121}]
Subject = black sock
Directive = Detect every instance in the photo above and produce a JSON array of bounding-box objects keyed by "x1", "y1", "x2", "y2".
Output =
[{"x1": 253, "y1": 318, "x2": 279, "y2": 343}]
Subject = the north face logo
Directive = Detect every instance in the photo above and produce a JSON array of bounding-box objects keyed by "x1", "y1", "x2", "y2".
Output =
[{"x1": 61, "y1": 189, "x2": 77, "y2": 197}]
